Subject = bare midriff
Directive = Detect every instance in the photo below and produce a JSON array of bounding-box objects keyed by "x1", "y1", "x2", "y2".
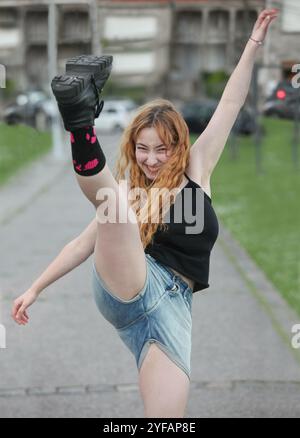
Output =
[{"x1": 169, "y1": 267, "x2": 194, "y2": 291}]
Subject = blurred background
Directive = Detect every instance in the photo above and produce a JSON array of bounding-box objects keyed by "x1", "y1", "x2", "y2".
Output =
[
  {"x1": 0, "y1": 0, "x2": 299, "y2": 418},
  {"x1": 0, "y1": 0, "x2": 298, "y2": 315}
]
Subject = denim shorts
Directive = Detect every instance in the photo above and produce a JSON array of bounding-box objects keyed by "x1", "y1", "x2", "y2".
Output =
[{"x1": 92, "y1": 253, "x2": 193, "y2": 379}]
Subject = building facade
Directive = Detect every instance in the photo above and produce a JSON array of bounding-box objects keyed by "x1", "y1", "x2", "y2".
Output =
[{"x1": 0, "y1": 0, "x2": 299, "y2": 99}]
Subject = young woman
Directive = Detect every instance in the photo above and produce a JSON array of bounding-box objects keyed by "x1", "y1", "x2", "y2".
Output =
[{"x1": 12, "y1": 9, "x2": 278, "y2": 418}]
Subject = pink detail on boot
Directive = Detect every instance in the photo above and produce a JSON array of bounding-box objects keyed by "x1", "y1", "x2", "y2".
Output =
[
  {"x1": 70, "y1": 133, "x2": 75, "y2": 143},
  {"x1": 83, "y1": 158, "x2": 99, "y2": 170},
  {"x1": 73, "y1": 159, "x2": 76, "y2": 164},
  {"x1": 93, "y1": 127, "x2": 96, "y2": 136},
  {"x1": 75, "y1": 164, "x2": 82, "y2": 171},
  {"x1": 86, "y1": 133, "x2": 90, "y2": 141},
  {"x1": 91, "y1": 136, "x2": 97, "y2": 144}
]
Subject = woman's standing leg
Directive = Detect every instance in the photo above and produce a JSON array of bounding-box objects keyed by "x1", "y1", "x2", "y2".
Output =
[
  {"x1": 51, "y1": 55, "x2": 147, "y2": 301},
  {"x1": 138, "y1": 344, "x2": 190, "y2": 418}
]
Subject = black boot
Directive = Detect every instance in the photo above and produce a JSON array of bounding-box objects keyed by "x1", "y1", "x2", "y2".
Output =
[{"x1": 51, "y1": 54, "x2": 113, "y2": 131}]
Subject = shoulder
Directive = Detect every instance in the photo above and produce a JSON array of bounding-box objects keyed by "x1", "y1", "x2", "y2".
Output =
[
  {"x1": 184, "y1": 167, "x2": 212, "y2": 200},
  {"x1": 185, "y1": 142, "x2": 212, "y2": 198}
]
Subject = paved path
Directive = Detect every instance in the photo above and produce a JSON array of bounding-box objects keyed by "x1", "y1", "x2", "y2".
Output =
[{"x1": 0, "y1": 132, "x2": 299, "y2": 418}]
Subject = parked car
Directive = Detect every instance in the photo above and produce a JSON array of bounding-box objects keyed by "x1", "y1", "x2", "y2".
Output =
[
  {"x1": 181, "y1": 99, "x2": 256, "y2": 135},
  {"x1": 263, "y1": 80, "x2": 300, "y2": 119},
  {"x1": 94, "y1": 99, "x2": 138, "y2": 133},
  {"x1": 3, "y1": 90, "x2": 57, "y2": 131}
]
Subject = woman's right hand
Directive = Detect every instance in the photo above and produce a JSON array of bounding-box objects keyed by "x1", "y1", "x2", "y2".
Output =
[
  {"x1": 250, "y1": 8, "x2": 279, "y2": 44},
  {"x1": 11, "y1": 289, "x2": 39, "y2": 325}
]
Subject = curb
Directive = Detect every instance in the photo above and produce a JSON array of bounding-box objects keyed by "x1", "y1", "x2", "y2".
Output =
[
  {"x1": 218, "y1": 224, "x2": 300, "y2": 367},
  {"x1": 0, "y1": 150, "x2": 69, "y2": 226}
]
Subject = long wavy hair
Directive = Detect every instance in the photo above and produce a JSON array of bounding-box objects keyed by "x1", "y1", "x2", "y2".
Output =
[{"x1": 114, "y1": 98, "x2": 191, "y2": 249}]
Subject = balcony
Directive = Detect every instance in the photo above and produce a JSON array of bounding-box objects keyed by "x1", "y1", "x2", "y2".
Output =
[
  {"x1": 174, "y1": 11, "x2": 203, "y2": 45},
  {"x1": 59, "y1": 11, "x2": 91, "y2": 43},
  {"x1": 0, "y1": 8, "x2": 18, "y2": 27},
  {"x1": 25, "y1": 45, "x2": 48, "y2": 83},
  {"x1": 235, "y1": 10, "x2": 258, "y2": 38},
  {"x1": 103, "y1": 15, "x2": 158, "y2": 42},
  {"x1": 207, "y1": 10, "x2": 229, "y2": 43},
  {"x1": 25, "y1": 11, "x2": 48, "y2": 44}
]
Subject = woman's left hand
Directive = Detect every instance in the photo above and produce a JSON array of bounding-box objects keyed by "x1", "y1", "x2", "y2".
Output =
[{"x1": 250, "y1": 8, "x2": 279, "y2": 44}]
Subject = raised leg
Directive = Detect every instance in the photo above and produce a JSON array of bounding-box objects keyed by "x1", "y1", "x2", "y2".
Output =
[
  {"x1": 82, "y1": 164, "x2": 147, "y2": 301},
  {"x1": 51, "y1": 55, "x2": 147, "y2": 301},
  {"x1": 75, "y1": 146, "x2": 147, "y2": 302}
]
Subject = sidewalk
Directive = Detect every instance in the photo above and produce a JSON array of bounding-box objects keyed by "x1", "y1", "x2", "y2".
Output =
[{"x1": 0, "y1": 133, "x2": 299, "y2": 418}]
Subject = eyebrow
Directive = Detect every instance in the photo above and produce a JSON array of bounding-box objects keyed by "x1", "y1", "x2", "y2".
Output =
[{"x1": 136, "y1": 143, "x2": 166, "y2": 148}]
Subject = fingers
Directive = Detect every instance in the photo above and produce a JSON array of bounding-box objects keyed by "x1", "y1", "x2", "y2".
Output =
[
  {"x1": 252, "y1": 9, "x2": 278, "y2": 36},
  {"x1": 260, "y1": 13, "x2": 278, "y2": 30},
  {"x1": 16, "y1": 307, "x2": 29, "y2": 325},
  {"x1": 259, "y1": 8, "x2": 279, "y2": 18},
  {"x1": 260, "y1": 9, "x2": 279, "y2": 21},
  {"x1": 253, "y1": 11, "x2": 268, "y2": 32},
  {"x1": 12, "y1": 301, "x2": 29, "y2": 325},
  {"x1": 11, "y1": 301, "x2": 21, "y2": 320},
  {"x1": 254, "y1": 8, "x2": 278, "y2": 29},
  {"x1": 262, "y1": 8, "x2": 278, "y2": 14}
]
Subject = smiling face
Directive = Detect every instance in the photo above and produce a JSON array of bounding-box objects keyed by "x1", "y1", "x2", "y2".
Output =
[{"x1": 135, "y1": 127, "x2": 172, "y2": 180}]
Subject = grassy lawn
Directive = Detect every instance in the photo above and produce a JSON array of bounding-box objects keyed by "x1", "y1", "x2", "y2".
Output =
[
  {"x1": 193, "y1": 118, "x2": 299, "y2": 316},
  {"x1": 0, "y1": 123, "x2": 51, "y2": 187}
]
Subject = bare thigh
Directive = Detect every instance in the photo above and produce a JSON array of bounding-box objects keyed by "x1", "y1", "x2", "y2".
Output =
[
  {"x1": 139, "y1": 344, "x2": 190, "y2": 418},
  {"x1": 92, "y1": 166, "x2": 147, "y2": 301}
]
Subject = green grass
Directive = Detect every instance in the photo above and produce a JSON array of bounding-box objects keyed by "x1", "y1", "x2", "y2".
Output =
[
  {"x1": 0, "y1": 123, "x2": 51, "y2": 187},
  {"x1": 192, "y1": 118, "x2": 300, "y2": 316}
]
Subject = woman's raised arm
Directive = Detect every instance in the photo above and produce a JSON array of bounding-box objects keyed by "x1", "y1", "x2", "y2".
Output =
[{"x1": 189, "y1": 8, "x2": 279, "y2": 181}]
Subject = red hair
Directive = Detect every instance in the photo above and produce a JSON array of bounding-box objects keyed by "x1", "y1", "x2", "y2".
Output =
[{"x1": 114, "y1": 98, "x2": 190, "y2": 249}]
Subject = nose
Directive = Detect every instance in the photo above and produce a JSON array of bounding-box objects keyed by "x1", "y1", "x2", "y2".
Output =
[{"x1": 145, "y1": 152, "x2": 159, "y2": 166}]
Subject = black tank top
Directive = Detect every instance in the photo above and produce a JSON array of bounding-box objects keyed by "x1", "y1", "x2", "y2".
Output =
[{"x1": 145, "y1": 173, "x2": 219, "y2": 293}]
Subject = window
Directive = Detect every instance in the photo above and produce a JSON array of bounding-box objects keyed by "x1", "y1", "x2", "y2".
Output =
[
  {"x1": 104, "y1": 16, "x2": 157, "y2": 40},
  {"x1": 0, "y1": 28, "x2": 20, "y2": 48},
  {"x1": 282, "y1": 0, "x2": 300, "y2": 32},
  {"x1": 112, "y1": 53, "x2": 155, "y2": 74}
]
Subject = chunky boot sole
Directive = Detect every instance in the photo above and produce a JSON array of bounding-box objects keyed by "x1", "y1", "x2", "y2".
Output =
[
  {"x1": 66, "y1": 55, "x2": 112, "y2": 91},
  {"x1": 51, "y1": 55, "x2": 113, "y2": 131}
]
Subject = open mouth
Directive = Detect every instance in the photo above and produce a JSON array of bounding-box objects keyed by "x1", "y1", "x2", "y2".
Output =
[{"x1": 146, "y1": 166, "x2": 159, "y2": 173}]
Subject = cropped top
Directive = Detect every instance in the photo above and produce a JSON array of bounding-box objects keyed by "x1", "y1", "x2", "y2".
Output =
[{"x1": 145, "y1": 173, "x2": 219, "y2": 293}]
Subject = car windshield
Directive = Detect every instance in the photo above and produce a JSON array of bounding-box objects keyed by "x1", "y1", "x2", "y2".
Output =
[
  {"x1": 104, "y1": 101, "x2": 136, "y2": 112},
  {"x1": 125, "y1": 102, "x2": 136, "y2": 111},
  {"x1": 28, "y1": 92, "x2": 46, "y2": 104}
]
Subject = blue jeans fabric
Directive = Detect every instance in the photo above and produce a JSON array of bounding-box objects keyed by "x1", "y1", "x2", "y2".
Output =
[{"x1": 92, "y1": 253, "x2": 193, "y2": 379}]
